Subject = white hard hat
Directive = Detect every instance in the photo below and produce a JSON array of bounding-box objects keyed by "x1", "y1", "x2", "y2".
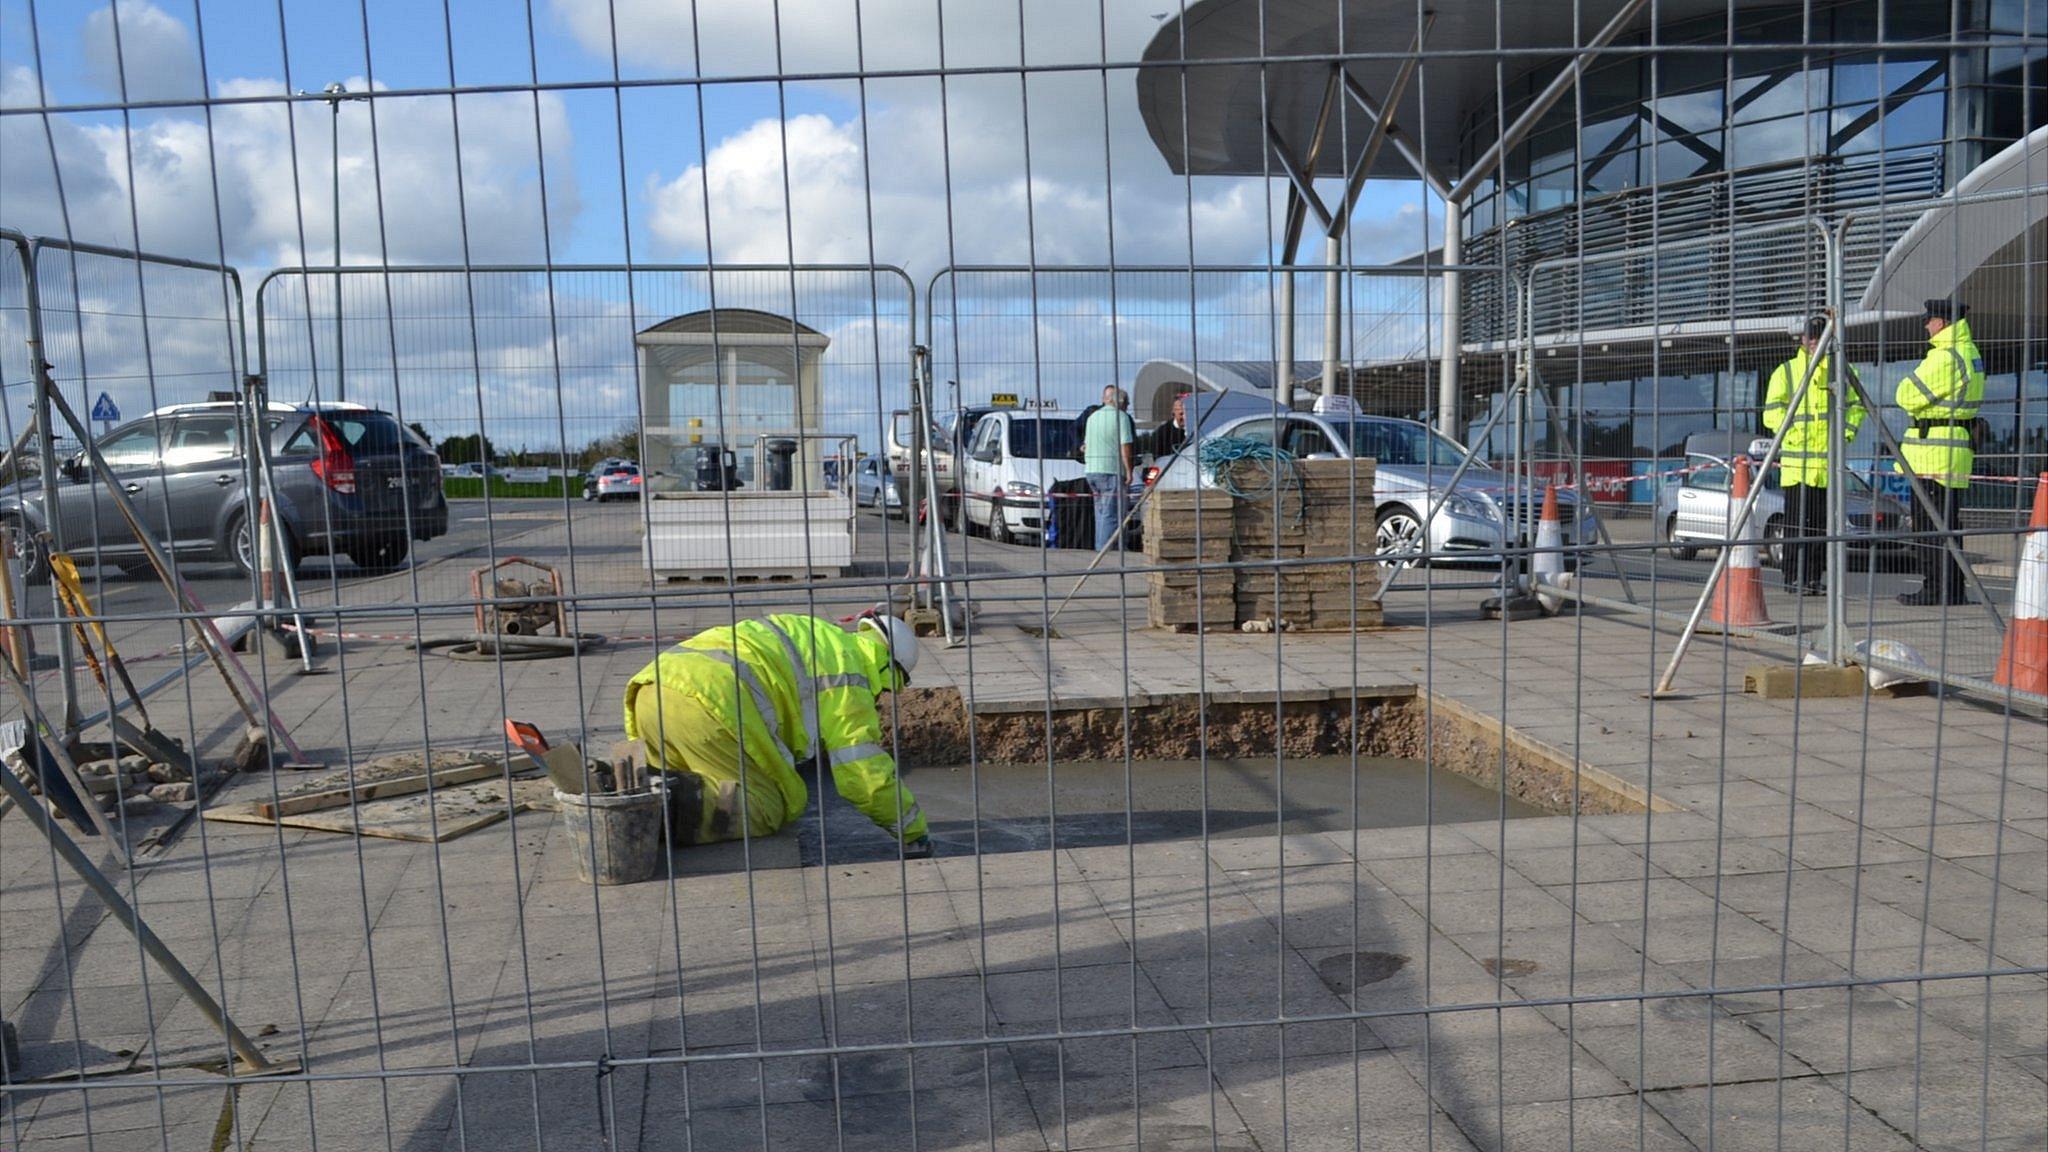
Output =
[{"x1": 856, "y1": 608, "x2": 920, "y2": 685}]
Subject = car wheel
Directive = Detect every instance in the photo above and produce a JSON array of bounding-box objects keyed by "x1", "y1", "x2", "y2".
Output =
[
  {"x1": 344, "y1": 534, "x2": 409, "y2": 574},
  {"x1": 1374, "y1": 506, "x2": 1424, "y2": 569},
  {"x1": 229, "y1": 506, "x2": 303, "y2": 578},
  {"x1": 4, "y1": 518, "x2": 51, "y2": 585},
  {"x1": 1664, "y1": 515, "x2": 1698, "y2": 561},
  {"x1": 1762, "y1": 518, "x2": 1786, "y2": 568},
  {"x1": 227, "y1": 508, "x2": 300, "y2": 579},
  {"x1": 989, "y1": 500, "x2": 1015, "y2": 545}
]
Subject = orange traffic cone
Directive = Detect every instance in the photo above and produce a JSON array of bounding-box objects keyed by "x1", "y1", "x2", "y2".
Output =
[
  {"x1": 1709, "y1": 456, "x2": 1772, "y2": 629},
  {"x1": 1994, "y1": 473, "x2": 2048, "y2": 696},
  {"x1": 1532, "y1": 484, "x2": 1567, "y2": 614}
]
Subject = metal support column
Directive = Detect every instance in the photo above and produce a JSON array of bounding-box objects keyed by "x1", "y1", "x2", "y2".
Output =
[
  {"x1": 1322, "y1": 234, "x2": 1341, "y2": 398},
  {"x1": 1437, "y1": 221, "x2": 1462, "y2": 436}
]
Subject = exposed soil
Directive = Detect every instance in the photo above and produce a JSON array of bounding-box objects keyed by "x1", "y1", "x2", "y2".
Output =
[{"x1": 882, "y1": 686, "x2": 1644, "y2": 818}]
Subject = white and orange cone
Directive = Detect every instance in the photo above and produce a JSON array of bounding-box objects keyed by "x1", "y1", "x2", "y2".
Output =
[
  {"x1": 1531, "y1": 483, "x2": 1569, "y2": 615},
  {"x1": 1994, "y1": 473, "x2": 2048, "y2": 697},
  {"x1": 1709, "y1": 456, "x2": 1772, "y2": 629}
]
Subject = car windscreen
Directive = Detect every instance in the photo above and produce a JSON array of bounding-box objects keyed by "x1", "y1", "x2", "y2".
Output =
[
  {"x1": 1334, "y1": 421, "x2": 1468, "y2": 468},
  {"x1": 1007, "y1": 418, "x2": 1079, "y2": 459}
]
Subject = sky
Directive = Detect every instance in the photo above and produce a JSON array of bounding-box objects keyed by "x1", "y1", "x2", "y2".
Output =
[{"x1": 0, "y1": 0, "x2": 1445, "y2": 448}]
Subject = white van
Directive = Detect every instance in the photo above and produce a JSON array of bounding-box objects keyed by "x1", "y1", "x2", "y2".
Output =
[{"x1": 958, "y1": 408, "x2": 1083, "y2": 544}]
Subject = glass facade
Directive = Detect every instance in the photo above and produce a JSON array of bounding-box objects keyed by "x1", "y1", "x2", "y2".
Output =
[
  {"x1": 1450, "y1": 2, "x2": 2044, "y2": 507},
  {"x1": 1457, "y1": 2, "x2": 2043, "y2": 237}
]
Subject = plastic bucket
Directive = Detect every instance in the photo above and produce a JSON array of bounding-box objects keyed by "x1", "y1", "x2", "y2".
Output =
[{"x1": 555, "y1": 788, "x2": 665, "y2": 885}]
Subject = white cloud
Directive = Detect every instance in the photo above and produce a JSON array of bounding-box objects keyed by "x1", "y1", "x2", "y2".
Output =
[{"x1": 80, "y1": 1, "x2": 203, "y2": 104}]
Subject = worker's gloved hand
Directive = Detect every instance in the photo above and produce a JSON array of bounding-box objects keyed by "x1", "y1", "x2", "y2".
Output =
[{"x1": 902, "y1": 836, "x2": 935, "y2": 860}]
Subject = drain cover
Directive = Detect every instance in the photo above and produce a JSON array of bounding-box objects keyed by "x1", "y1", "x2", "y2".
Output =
[
  {"x1": 1315, "y1": 950, "x2": 1408, "y2": 996},
  {"x1": 1482, "y1": 957, "x2": 1540, "y2": 978}
]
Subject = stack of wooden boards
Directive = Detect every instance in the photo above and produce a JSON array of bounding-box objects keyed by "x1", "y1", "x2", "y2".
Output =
[
  {"x1": 1141, "y1": 459, "x2": 1382, "y2": 632},
  {"x1": 203, "y1": 750, "x2": 557, "y2": 843}
]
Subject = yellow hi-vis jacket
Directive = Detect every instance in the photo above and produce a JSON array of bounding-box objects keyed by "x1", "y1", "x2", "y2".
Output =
[
  {"x1": 1894, "y1": 319, "x2": 1985, "y2": 489},
  {"x1": 622, "y1": 614, "x2": 927, "y2": 842},
  {"x1": 1761, "y1": 348, "x2": 1866, "y2": 487}
]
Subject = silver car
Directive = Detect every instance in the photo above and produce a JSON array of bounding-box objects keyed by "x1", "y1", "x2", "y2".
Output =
[
  {"x1": 1654, "y1": 431, "x2": 1908, "y2": 566},
  {"x1": 1151, "y1": 411, "x2": 1599, "y2": 566},
  {"x1": 852, "y1": 455, "x2": 902, "y2": 513}
]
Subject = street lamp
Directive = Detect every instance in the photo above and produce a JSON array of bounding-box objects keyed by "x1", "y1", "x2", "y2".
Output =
[{"x1": 316, "y1": 83, "x2": 366, "y2": 402}]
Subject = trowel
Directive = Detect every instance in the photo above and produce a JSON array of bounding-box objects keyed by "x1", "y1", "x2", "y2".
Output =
[{"x1": 504, "y1": 719, "x2": 610, "y2": 794}]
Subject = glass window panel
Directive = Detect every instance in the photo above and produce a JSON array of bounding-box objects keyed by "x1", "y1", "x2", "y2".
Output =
[
  {"x1": 1582, "y1": 59, "x2": 1640, "y2": 118},
  {"x1": 162, "y1": 415, "x2": 240, "y2": 467},
  {"x1": 1879, "y1": 92, "x2": 1946, "y2": 148},
  {"x1": 1532, "y1": 165, "x2": 1576, "y2": 212},
  {"x1": 1731, "y1": 62, "x2": 1827, "y2": 122},
  {"x1": 1833, "y1": 55, "x2": 1942, "y2": 105},
  {"x1": 1585, "y1": 142, "x2": 1640, "y2": 195},
  {"x1": 1650, "y1": 88, "x2": 1724, "y2": 135},
  {"x1": 1648, "y1": 132, "x2": 1721, "y2": 179},
  {"x1": 1730, "y1": 112, "x2": 1821, "y2": 168},
  {"x1": 97, "y1": 424, "x2": 163, "y2": 469}
]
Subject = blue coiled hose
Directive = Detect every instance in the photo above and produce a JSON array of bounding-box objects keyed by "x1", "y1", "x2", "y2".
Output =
[{"x1": 1197, "y1": 436, "x2": 1306, "y2": 521}]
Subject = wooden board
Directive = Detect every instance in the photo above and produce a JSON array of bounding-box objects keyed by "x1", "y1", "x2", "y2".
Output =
[
  {"x1": 206, "y1": 777, "x2": 558, "y2": 843},
  {"x1": 283, "y1": 781, "x2": 514, "y2": 842},
  {"x1": 256, "y1": 760, "x2": 504, "y2": 818}
]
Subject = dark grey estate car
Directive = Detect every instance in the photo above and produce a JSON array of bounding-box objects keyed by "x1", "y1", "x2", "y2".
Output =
[{"x1": 1, "y1": 402, "x2": 449, "y2": 582}]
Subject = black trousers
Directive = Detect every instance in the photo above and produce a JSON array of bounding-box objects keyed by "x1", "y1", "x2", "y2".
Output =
[
  {"x1": 1782, "y1": 483, "x2": 1829, "y2": 590},
  {"x1": 1910, "y1": 483, "x2": 1969, "y2": 602}
]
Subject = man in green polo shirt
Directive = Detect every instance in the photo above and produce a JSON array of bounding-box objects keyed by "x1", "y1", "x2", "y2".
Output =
[{"x1": 1083, "y1": 385, "x2": 1135, "y2": 550}]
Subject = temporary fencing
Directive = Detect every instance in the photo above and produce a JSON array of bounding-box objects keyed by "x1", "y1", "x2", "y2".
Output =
[{"x1": 0, "y1": 5, "x2": 2042, "y2": 1152}]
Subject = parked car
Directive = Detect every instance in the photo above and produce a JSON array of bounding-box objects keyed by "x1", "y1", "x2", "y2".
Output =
[
  {"x1": 851, "y1": 455, "x2": 903, "y2": 512},
  {"x1": 958, "y1": 409, "x2": 1083, "y2": 544},
  {"x1": 0, "y1": 401, "x2": 449, "y2": 581},
  {"x1": 888, "y1": 403, "x2": 999, "y2": 530},
  {"x1": 1654, "y1": 431, "x2": 1908, "y2": 566},
  {"x1": 583, "y1": 461, "x2": 642, "y2": 502},
  {"x1": 1151, "y1": 408, "x2": 1601, "y2": 567}
]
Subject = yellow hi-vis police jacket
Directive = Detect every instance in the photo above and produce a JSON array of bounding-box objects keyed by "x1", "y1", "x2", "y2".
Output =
[
  {"x1": 622, "y1": 614, "x2": 927, "y2": 843},
  {"x1": 1762, "y1": 348, "x2": 1866, "y2": 487},
  {"x1": 1894, "y1": 319, "x2": 1985, "y2": 489}
]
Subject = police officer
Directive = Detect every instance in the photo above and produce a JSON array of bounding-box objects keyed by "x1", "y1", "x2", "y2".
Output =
[
  {"x1": 1762, "y1": 316, "x2": 1865, "y2": 596},
  {"x1": 623, "y1": 608, "x2": 933, "y2": 856},
  {"x1": 1894, "y1": 298, "x2": 1985, "y2": 606}
]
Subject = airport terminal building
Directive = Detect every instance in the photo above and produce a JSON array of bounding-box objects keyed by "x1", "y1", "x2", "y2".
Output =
[{"x1": 1139, "y1": 0, "x2": 2044, "y2": 497}]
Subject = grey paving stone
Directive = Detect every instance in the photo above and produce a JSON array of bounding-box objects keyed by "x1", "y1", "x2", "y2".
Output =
[{"x1": 1644, "y1": 1076, "x2": 1917, "y2": 1151}]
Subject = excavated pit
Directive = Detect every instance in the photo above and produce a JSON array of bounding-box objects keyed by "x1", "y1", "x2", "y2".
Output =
[
  {"x1": 881, "y1": 685, "x2": 1664, "y2": 818},
  {"x1": 783, "y1": 686, "x2": 1671, "y2": 865}
]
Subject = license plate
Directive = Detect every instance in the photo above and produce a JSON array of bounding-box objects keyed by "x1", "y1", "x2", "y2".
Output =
[{"x1": 385, "y1": 476, "x2": 404, "y2": 489}]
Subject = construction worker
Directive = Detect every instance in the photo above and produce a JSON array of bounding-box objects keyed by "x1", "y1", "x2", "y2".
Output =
[
  {"x1": 1761, "y1": 315, "x2": 1865, "y2": 596},
  {"x1": 623, "y1": 608, "x2": 932, "y2": 856},
  {"x1": 1893, "y1": 298, "x2": 1985, "y2": 606}
]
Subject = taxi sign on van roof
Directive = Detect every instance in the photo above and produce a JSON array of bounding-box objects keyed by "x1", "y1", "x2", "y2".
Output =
[{"x1": 990, "y1": 392, "x2": 1019, "y2": 408}]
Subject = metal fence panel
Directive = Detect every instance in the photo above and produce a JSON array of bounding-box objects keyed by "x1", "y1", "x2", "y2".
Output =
[{"x1": 0, "y1": 5, "x2": 2040, "y2": 1152}]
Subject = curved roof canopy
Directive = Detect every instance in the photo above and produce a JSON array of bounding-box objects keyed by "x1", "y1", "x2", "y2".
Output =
[
  {"x1": 1138, "y1": 0, "x2": 1793, "y2": 182},
  {"x1": 1855, "y1": 126, "x2": 2048, "y2": 338}
]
